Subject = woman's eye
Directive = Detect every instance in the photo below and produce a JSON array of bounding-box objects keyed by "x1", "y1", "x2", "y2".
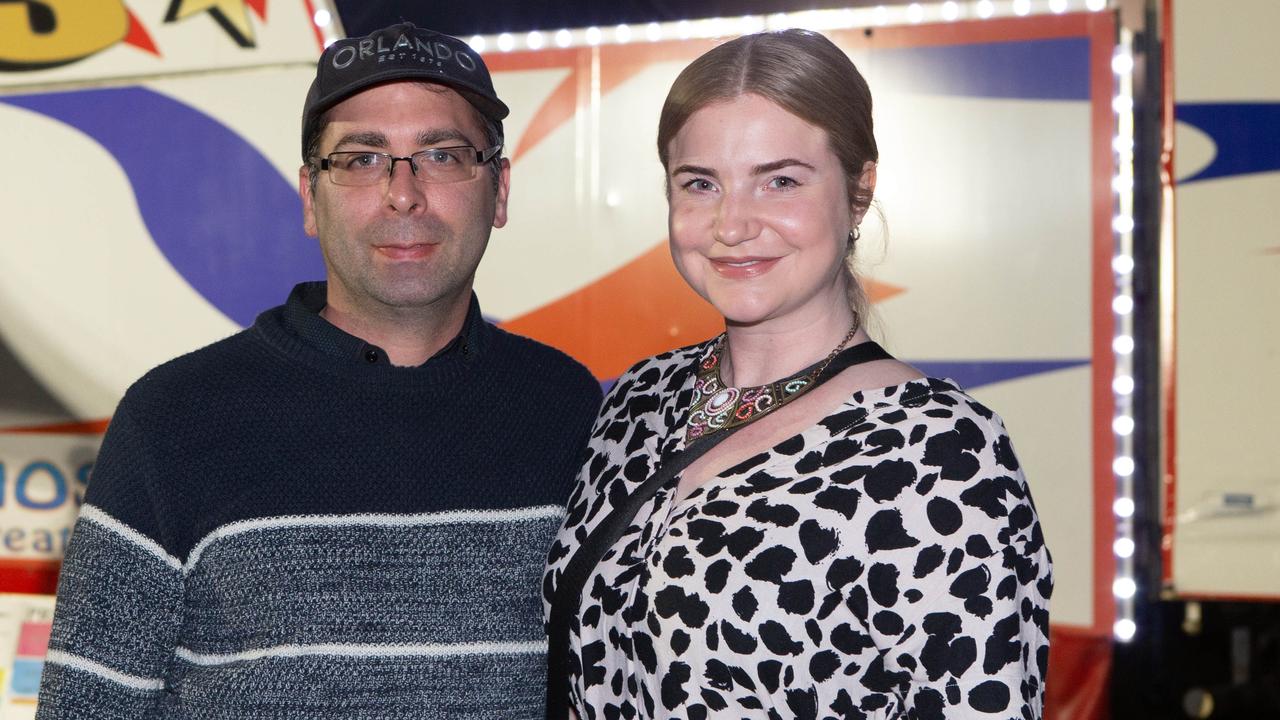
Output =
[
  {"x1": 682, "y1": 179, "x2": 715, "y2": 191},
  {"x1": 768, "y1": 176, "x2": 798, "y2": 189}
]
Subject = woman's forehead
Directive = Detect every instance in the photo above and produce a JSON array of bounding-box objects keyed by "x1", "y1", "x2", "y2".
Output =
[{"x1": 669, "y1": 95, "x2": 834, "y2": 168}]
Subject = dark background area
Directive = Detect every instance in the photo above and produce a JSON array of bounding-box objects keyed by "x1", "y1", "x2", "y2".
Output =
[{"x1": 333, "y1": 0, "x2": 917, "y2": 37}]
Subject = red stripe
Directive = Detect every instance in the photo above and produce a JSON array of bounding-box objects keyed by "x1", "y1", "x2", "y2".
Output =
[
  {"x1": 1158, "y1": 0, "x2": 1179, "y2": 591},
  {"x1": 299, "y1": 0, "x2": 325, "y2": 52},
  {"x1": 0, "y1": 419, "x2": 110, "y2": 435},
  {"x1": 1045, "y1": 625, "x2": 1112, "y2": 720},
  {"x1": 0, "y1": 559, "x2": 61, "y2": 596},
  {"x1": 1087, "y1": 10, "x2": 1118, "y2": 638}
]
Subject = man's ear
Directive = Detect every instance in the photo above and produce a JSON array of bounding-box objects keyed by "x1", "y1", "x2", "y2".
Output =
[
  {"x1": 492, "y1": 158, "x2": 512, "y2": 229},
  {"x1": 299, "y1": 165, "x2": 319, "y2": 238}
]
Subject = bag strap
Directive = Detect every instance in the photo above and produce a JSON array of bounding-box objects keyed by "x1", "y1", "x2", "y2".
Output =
[{"x1": 546, "y1": 340, "x2": 893, "y2": 718}]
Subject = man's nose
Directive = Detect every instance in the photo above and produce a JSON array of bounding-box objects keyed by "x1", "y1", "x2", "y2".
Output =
[{"x1": 386, "y1": 157, "x2": 426, "y2": 214}]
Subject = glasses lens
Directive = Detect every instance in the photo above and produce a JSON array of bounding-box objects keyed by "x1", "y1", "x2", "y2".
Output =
[
  {"x1": 327, "y1": 152, "x2": 388, "y2": 186},
  {"x1": 412, "y1": 147, "x2": 478, "y2": 183}
]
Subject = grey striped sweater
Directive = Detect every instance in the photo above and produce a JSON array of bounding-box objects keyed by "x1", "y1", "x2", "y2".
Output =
[{"x1": 36, "y1": 284, "x2": 602, "y2": 719}]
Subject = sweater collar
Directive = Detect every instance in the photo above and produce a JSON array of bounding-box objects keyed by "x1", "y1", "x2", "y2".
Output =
[{"x1": 277, "y1": 281, "x2": 485, "y2": 367}]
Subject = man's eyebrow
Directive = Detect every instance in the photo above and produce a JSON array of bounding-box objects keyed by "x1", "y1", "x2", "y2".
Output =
[
  {"x1": 752, "y1": 158, "x2": 816, "y2": 175},
  {"x1": 333, "y1": 131, "x2": 388, "y2": 151},
  {"x1": 670, "y1": 164, "x2": 717, "y2": 178}
]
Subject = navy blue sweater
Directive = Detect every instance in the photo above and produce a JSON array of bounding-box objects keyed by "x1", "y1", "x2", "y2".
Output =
[{"x1": 37, "y1": 284, "x2": 602, "y2": 719}]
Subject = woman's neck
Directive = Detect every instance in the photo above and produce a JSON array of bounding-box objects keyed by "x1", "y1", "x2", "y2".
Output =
[{"x1": 720, "y1": 305, "x2": 860, "y2": 388}]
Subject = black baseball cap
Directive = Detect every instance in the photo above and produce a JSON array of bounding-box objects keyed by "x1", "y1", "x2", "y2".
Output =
[{"x1": 301, "y1": 22, "x2": 510, "y2": 159}]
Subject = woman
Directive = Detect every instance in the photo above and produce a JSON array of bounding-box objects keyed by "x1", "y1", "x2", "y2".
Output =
[{"x1": 545, "y1": 29, "x2": 1051, "y2": 720}]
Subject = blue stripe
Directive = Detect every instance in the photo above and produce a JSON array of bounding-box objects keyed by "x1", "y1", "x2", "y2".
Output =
[
  {"x1": 909, "y1": 358, "x2": 1090, "y2": 389},
  {"x1": 869, "y1": 37, "x2": 1091, "y2": 100},
  {"x1": 1176, "y1": 102, "x2": 1280, "y2": 184},
  {"x1": 0, "y1": 87, "x2": 324, "y2": 328}
]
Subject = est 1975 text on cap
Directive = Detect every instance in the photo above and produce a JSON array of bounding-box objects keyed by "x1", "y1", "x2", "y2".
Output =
[{"x1": 301, "y1": 22, "x2": 510, "y2": 159}]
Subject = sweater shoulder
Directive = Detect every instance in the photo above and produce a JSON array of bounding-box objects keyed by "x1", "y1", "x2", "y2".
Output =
[
  {"x1": 123, "y1": 327, "x2": 267, "y2": 405},
  {"x1": 487, "y1": 326, "x2": 601, "y2": 399}
]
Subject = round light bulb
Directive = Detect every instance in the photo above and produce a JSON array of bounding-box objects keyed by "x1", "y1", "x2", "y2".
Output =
[
  {"x1": 1112, "y1": 415, "x2": 1135, "y2": 436},
  {"x1": 1114, "y1": 497, "x2": 1135, "y2": 518},
  {"x1": 1113, "y1": 456, "x2": 1135, "y2": 477},
  {"x1": 1113, "y1": 375, "x2": 1135, "y2": 395},
  {"x1": 1114, "y1": 537, "x2": 1135, "y2": 558},
  {"x1": 1112, "y1": 52, "x2": 1134, "y2": 75},
  {"x1": 1113, "y1": 577, "x2": 1137, "y2": 599}
]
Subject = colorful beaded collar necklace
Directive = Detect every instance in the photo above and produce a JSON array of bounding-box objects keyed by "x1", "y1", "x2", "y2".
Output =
[{"x1": 686, "y1": 324, "x2": 858, "y2": 441}]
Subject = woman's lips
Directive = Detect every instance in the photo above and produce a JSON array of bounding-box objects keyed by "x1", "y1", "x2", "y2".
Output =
[{"x1": 710, "y1": 256, "x2": 781, "y2": 279}]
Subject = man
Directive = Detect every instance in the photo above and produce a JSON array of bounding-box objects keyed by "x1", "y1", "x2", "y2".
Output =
[{"x1": 36, "y1": 22, "x2": 602, "y2": 719}]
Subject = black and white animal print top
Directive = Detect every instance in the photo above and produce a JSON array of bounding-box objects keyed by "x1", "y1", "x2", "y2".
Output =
[{"x1": 544, "y1": 341, "x2": 1052, "y2": 720}]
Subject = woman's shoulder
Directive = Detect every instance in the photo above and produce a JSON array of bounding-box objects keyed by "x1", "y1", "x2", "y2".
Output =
[
  {"x1": 866, "y1": 374, "x2": 1005, "y2": 425},
  {"x1": 605, "y1": 338, "x2": 717, "y2": 399}
]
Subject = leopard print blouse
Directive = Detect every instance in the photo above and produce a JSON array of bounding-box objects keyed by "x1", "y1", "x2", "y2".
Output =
[{"x1": 544, "y1": 341, "x2": 1052, "y2": 720}]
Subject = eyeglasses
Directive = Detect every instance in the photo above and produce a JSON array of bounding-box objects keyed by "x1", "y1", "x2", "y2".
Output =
[{"x1": 315, "y1": 145, "x2": 502, "y2": 186}]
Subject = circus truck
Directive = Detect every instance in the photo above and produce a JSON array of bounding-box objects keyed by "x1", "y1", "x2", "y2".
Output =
[{"x1": 9, "y1": 2, "x2": 1276, "y2": 718}]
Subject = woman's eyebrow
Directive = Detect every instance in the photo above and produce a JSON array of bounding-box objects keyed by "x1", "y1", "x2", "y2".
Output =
[
  {"x1": 671, "y1": 164, "x2": 717, "y2": 177},
  {"x1": 752, "y1": 158, "x2": 815, "y2": 175}
]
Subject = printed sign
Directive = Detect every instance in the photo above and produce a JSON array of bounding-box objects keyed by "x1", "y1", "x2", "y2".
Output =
[
  {"x1": 1165, "y1": 0, "x2": 1280, "y2": 599},
  {"x1": 0, "y1": 594, "x2": 55, "y2": 719},
  {"x1": 0, "y1": 0, "x2": 324, "y2": 85},
  {"x1": 0, "y1": 10, "x2": 1114, "y2": 625}
]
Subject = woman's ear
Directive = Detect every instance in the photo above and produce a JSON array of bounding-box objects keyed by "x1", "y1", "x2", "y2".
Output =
[{"x1": 852, "y1": 160, "x2": 877, "y2": 225}]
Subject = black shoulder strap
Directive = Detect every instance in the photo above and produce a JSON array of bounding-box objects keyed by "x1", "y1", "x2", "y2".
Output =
[{"x1": 545, "y1": 341, "x2": 893, "y2": 718}]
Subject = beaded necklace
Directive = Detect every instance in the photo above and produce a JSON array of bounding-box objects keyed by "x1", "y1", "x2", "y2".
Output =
[{"x1": 685, "y1": 324, "x2": 858, "y2": 441}]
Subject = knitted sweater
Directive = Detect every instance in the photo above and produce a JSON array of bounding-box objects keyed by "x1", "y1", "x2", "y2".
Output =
[{"x1": 36, "y1": 284, "x2": 603, "y2": 720}]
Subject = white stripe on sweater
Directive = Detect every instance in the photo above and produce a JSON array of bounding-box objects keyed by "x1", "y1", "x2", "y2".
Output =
[
  {"x1": 78, "y1": 505, "x2": 183, "y2": 573},
  {"x1": 175, "y1": 639, "x2": 547, "y2": 666},
  {"x1": 184, "y1": 505, "x2": 565, "y2": 574},
  {"x1": 44, "y1": 650, "x2": 165, "y2": 692}
]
